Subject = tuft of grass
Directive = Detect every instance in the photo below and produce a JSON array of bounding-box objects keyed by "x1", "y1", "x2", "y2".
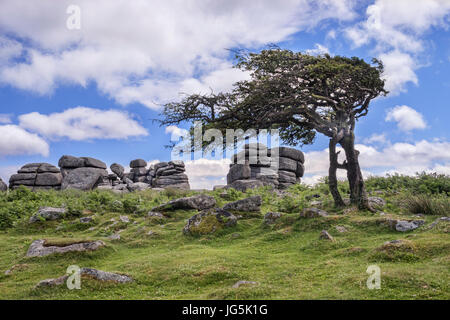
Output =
[{"x1": 402, "y1": 194, "x2": 450, "y2": 216}]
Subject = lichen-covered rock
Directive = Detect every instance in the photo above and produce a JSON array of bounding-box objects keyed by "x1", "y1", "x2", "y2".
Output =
[
  {"x1": 58, "y1": 155, "x2": 86, "y2": 169},
  {"x1": 223, "y1": 196, "x2": 262, "y2": 212},
  {"x1": 9, "y1": 163, "x2": 63, "y2": 190},
  {"x1": 368, "y1": 197, "x2": 386, "y2": 208},
  {"x1": 26, "y1": 239, "x2": 105, "y2": 257},
  {"x1": 80, "y1": 268, "x2": 133, "y2": 283},
  {"x1": 127, "y1": 182, "x2": 150, "y2": 192},
  {"x1": 183, "y1": 208, "x2": 237, "y2": 235},
  {"x1": 319, "y1": 230, "x2": 334, "y2": 241},
  {"x1": 226, "y1": 179, "x2": 264, "y2": 192},
  {"x1": 35, "y1": 268, "x2": 132, "y2": 288},
  {"x1": 61, "y1": 167, "x2": 107, "y2": 190},
  {"x1": 35, "y1": 275, "x2": 68, "y2": 288},
  {"x1": 151, "y1": 194, "x2": 216, "y2": 212},
  {"x1": 130, "y1": 159, "x2": 147, "y2": 168},
  {"x1": 110, "y1": 163, "x2": 125, "y2": 178},
  {"x1": 227, "y1": 163, "x2": 251, "y2": 184},
  {"x1": 395, "y1": 220, "x2": 425, "y2": 232},
  {"x1": 29, "y1": 207, "x2": 67, "y2": 223},
  {"x1": 226, "y1": 144, "x2": 305, "y2": 190},
  {"x1": 300, "y1": 208, "x2": 329, "y2": 218},
  {"x1": 264, "y1": 212, "x2": 282, "y2": 224}
]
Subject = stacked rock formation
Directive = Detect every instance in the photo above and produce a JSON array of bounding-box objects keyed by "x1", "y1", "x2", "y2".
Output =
[
  {"x1": 5, "y1": 156, "x2": 191, "y2": 192},
  {"x1": 9, "y1": 163, "x2": 62, "y2": 191},
  {"x1": 149, "y1": 161, "x2": 190, "y2": 190},
  {"x1": 58, "y1": 155, "x2": 108, "y2": 190},
  {"x1": 129, "y1": 159, "x2": 149, "y2": 183},
  {"x1": 226, "y1": 144, "x2": 305, "y2": 190}
]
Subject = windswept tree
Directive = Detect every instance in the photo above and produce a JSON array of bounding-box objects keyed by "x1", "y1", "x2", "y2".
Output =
[{"x1": 160, "y1": 49, "x2": 388, "y2": 210}]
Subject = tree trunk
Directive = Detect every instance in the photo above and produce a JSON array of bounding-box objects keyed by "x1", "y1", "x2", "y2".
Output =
[
  {"x1": 328, "y1": 138, "x2": 346, "y2": 207},
  {"x1": 340, "y1": 130, "x2": 374, "y2": 212}
]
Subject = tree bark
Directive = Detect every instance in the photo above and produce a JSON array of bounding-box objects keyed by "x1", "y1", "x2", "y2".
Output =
[
  {"x1": 340, "y1": 130, "x2": 374, "y2": 212},
  {"x1": 328, "y1": 138, "x2": 346, "y2": 207}
]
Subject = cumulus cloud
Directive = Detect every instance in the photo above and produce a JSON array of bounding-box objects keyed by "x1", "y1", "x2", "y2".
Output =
[
  {"x1": 363, "y1": 133, "x2": 387, "y2": 145},
  {"x1": 0, "y1": 125, "x2": 49, "y2": 157},
  {"x1": 185, "y1": 158, "x2": 231, "y2": 189},
  {"x1": 0, "y1": 114, "x2": 12, "y2": 124},
  {"x1": 0, "y1": 0, "x2": 357, "y2": 108},
  {"x1": 305, "y1": 43, "x2": 330, "y2": 55},
  {"x1": 18, "y1": 107, "x2": 148, "y2": 141},
  {"x1": 165, "y1": 125, "x2": 189, "y2": 140},
  {"x1": 385, "y1": 105, "x2": 427, "y2": 131},
  {"x1": 302, "y1": 138, "x2": 450, "y2": 184},
  {"x1": 345, "y1": 0, "x2": 450, "y2": 93}
]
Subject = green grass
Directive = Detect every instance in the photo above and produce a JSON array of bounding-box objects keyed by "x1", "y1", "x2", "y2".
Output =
[{"x1": 0, "y1": 182, "x2": 448, "y2": 300}]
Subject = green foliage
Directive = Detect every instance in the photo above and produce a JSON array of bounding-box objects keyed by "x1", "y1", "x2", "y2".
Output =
[
  {"x1": 366, "y1": 172, "x2": 450, "y2": 195},
  {"x1": 0, "y1": 183, "x2": 449, "y2": 300},
  {"x1": 401, "y1": 194, "x2": 449, "y2": 216}
]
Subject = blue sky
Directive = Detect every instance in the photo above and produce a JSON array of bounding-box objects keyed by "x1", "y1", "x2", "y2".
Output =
[{"x1": 0, "y1": 0, "x2": 449, "y2": 188}]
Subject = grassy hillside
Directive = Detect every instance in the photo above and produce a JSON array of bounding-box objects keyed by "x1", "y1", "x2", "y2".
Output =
[{"x1": 0, "y1": 173, "x2": 449, "y2": 300}]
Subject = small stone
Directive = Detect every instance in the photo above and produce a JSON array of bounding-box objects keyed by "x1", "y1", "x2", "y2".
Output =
[
  {"x1": 29, "y1": 207, "x2": 67, "y2": 223},
  {"x1": 335, "y1": 226, "x2": 347, "y2": 233},
  {"x1": 395, "y1": 220, "x2": 425, "y2": 232},
  {"x1": 232, "y1": 280, "x2": 259, "y2": 289},
  {"x1": 319, "y1": 230, "x2": 334, "y2": 241},
  {"x1": 80, "y1": 217, "x2": 93, "y2": 224},
  {"x1": 119, "y1": 215, "x2": 130, "y2": 223},
  {"x1": 222, "y1": 196, "x2": 262, "y2": 212},
  {"x1": 300, "y1": 208, "x2": 329, "y2": 218},
  {"x1": 148, "y1": 212, "x2": 166, "y2": 219},
  {"x1": 36, "y1": 275, "x2": 68, "y2": 288},
  {"x1": 264, "y1": 212, "x2": 282, "y2": 224},
  {"x1": 108, "y1": 233, "x2": 120, "y2": 240},
  {"x1": 26, "y1": 239, "x2": 105, "y2": 257}
]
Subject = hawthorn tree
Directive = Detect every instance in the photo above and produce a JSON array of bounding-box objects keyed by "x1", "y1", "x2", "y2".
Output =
[{"x1": 160, "y1": 49, "x2": 387, "y2": 210}]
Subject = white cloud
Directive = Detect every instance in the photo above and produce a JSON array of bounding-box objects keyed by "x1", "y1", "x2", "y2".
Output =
[
  {"x1": 378, "y1": 51, "x2": 418, "y2": 93},
  {"x1": 18, "y1": 107, "x2": 148, "y2": 141},
  {"x1": 0, "y1": 0, "x2": 357, "y2": 109},
  {"x1": 0, "y1": 114, "x2": 12, "y2": 124},
  {"x1": 345, "y1": 0, "x2": 450, "y2": 94},
  {"x1": 305, "y1": 43, "x2": 330, "y2": 55},
  {"x1": 165, "y1": 125, "x2": 189, "y2": 141},
  {"x1": 0, "y1": 125, "x2": 49, "y2": 157},
  {"x1": 385, "y1": 105, "x2": 427, "y2": 131},
  {"x1": 0, "y1": 165, "x2": 20, "y2": 183},
  {"x1": 302, "y1": 138, "x2": 450, "y2": 184},
  {"x1": 0, "y1": 36, "x2": 22, "y2": 65},
  {"x1": 363, "y1": 133, "x2": 387, "y2": 145},
  {"x1": 185, "y1": 158, "x2": 231, "y2": 189}
]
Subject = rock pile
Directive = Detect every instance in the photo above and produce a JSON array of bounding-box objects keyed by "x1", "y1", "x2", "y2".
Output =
[
  {"x1": 9, "y1": 163, "x2": 62, "y2": 191},
  {"x1": 58, "y1": 155, "x2": 108, "y2": 190},
  {"x1": 5, "y1": 156, "x2": 191, "y2": 192},
  {"x1": 149, "y1": 161, "x2": 190, "y2": 189},
  {"x1": 226, "y1": 144, "x2": 305, "y2": 190},
  {"x1": 129, "y1": 159, "x2": 148, "y2": 183}
]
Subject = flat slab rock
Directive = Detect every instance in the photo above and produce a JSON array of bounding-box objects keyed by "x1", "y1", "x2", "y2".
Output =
[
  {"x1": 36, "y1": 268, "x2": 132, "y2": 287},
  {"x1": 300, "y1": 208, "x2": 329, "y2": 218},
  {"x1": 26, "y1": 239, "x2": 105, "y2": 257},
  {"x1": 29, "y1": 207, "x2": 67, "y2": 223},
  {"x1": 223, "y1": 196, "x2": 262, "y2": 212},
  {"x1": 183, "y1": 208, "x2": 237, "y2": 235},
  {"x1": 151, "y1": 194, "x2": 216, "y2": 212}
]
